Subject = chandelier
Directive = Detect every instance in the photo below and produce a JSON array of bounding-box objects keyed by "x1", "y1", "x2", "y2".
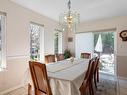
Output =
[{"x1": 59, "y1": 0, "x2": 80, "y2": 32}]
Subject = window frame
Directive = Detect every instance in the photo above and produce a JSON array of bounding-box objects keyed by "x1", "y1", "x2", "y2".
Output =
[
  {"x1": 54, "y1": 30, "x2": 63, "y2": 54},
  {"x1": 29, "y1": 22, "x2": 44, "y2": 63}
]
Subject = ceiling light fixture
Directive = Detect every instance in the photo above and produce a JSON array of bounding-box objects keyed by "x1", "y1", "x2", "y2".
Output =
[{"x1": 59, "y1": 0, "x2": 80, "y2": 32}]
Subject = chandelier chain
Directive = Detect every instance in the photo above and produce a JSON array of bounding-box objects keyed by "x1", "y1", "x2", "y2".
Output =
[{"x1": 68, "y1": 0, "x2": 71, "y2": 11}]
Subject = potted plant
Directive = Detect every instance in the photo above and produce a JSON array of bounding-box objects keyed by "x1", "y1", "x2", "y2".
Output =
[{"x1": 64, "y1": 49, "x2": 71, "y2": 59}]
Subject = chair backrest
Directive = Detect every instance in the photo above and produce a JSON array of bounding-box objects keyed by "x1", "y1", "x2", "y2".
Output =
[
  {"x1": 87, "y1": 60, "x2": 95, "y2": 81},
  {"x1": 81, "y1": 53, "x2": 91, "y2": 59},
  {"x1": 79, "y1": 59, "x2": 95, "y2": 94},
  {"x1": 94, "y1": 57, "x2": 100, "y2": 73},
  {"x1": 29, "y1": 61, "x2": 52, "y2": 95},
  {"x1": 84, "y1": 59, "x2": 95, "y2": 80},
  {"x1": 56, "y1": 54, "x2": 64, "y2": 61},
  {"x1": 45, "y1": 55, "x2": 55, "y2": 63}
]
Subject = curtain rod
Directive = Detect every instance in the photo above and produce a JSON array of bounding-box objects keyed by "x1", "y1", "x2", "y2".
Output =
[{"x1": 30, "y1": 21, "x2": 44, "y2": 27}]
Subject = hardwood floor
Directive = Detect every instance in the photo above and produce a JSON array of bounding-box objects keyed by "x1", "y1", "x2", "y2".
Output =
[
  {"x1": 119, "y1": 78, "x2": 127, "y2": 95},
  {"x1": 4, "y1": 87, "x2": 27, "y2": 95},
  {"x1": 3, "y1": 74, "x2": 127, "y2": 95}
]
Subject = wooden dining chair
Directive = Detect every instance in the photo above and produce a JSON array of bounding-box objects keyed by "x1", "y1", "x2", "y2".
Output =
[
  {"x1": 28, "y1": 61, "x2": 52, "y2": 95},
  {"x1": 56, "y1": 54, "x2": 64, "y2": 61},
  {"x1": 79, "y1": 59, "x2": 95, "y2": 95},
  {"x1": 45, "y1": 55, "x2": 55, "y2": 64},
  {"x1": 93, "y1": 57, "x2": 100, "y2": 89},
  {"x1": 81, "y1": 53, "x2": 91, "y2": 59}
]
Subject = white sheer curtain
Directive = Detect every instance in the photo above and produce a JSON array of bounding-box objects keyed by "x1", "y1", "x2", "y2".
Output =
[{"x1": 0, "y1": 13, "x2": 6, "y2": 71}]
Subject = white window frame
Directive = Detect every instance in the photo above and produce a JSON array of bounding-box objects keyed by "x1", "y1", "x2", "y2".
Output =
[
  {"x1": 54, "y1": 30, "x2": 63, "y2": 54},
  {"x1": 0, "y1": 12, "x2": 6, "y2": 71},
  {"x1": 29, "y1": 22, "x2": 44, "y2": 63}
]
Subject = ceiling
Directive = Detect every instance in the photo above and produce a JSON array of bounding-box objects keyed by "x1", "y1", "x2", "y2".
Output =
[{"x1": 10, "y1": 0, "x2": 127, "y2": 22}]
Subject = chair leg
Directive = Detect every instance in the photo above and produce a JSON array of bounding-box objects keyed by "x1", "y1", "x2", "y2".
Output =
[
  {"x1": 97, "y1": 68, "x2": 99, "y2": 82},
  {"x1": 28, "y1": 83, "x2": 32, "y2": 95},
  {"x1": 89, "y1": 85, "x2": 92, "y2": 95},
  {"x1": 94, "y1": 74, "x2": 97, "y2": 89},
  {"x1": 91, "y1": 82, "x2": 94, "y2": 95},
  {"x1": 86, "y1": 87, "x2": 90, "y2": 95},
  {"x1": 89, "y1": 82, "x2": 94, "y2": 95}
]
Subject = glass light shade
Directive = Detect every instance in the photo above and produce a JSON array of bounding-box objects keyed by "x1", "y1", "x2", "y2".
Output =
[{"x1": 59, "y1": 11, "x2": 80, "y2": 32}]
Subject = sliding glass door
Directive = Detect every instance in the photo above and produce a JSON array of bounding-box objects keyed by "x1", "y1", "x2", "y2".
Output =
[
  {"x1": 94, "y1": 32, "x2": 115, "y2": 75},
  {"x1": 75, "y1": 30, "x2": 116, "y2": 75}
]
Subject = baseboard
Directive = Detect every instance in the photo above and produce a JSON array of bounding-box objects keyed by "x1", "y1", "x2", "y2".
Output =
[
  {"x1": 0, "y1": 84, "x2": 26, "y2": 95},
  {"x1": 118, "y1": 76, "x2": 127, "y2": 89},
  {"x1": 118, "y1": 76, "x2": 127, "y2": 81}
]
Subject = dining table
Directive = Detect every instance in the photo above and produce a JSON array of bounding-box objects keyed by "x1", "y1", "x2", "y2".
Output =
[{"x1": 46, "y1": 58, "x2": 89, "y2": 95}]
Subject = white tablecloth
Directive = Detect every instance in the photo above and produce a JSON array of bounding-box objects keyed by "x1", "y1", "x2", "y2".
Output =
[{"x1": 46, "y1": 58, "x2": 89, "y2": 95}]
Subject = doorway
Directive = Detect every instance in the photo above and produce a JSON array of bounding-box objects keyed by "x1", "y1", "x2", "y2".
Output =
[{"x1": 75, "y1": 30, "x2": 116, "y2": 75}]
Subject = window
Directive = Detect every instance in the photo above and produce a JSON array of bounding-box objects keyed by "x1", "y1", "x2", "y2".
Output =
[
  {"x1": 30, "y1": 22, "x2": 44, "y2": 62},
  {"x1": 0, "y1": 12, "x2": 6, "y2": 71},
  {"x1": 54, "y1": 31, "x2": 62, "y2": 54}
]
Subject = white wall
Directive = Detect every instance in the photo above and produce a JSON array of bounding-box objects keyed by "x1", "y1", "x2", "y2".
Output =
[
  {"x1": 67, "y1": 30, "x2": 75, "y2": 56},
  {"x1": 62, "y1": 31, "x2": 68, "y2": 53},
  {"x1": 75, "y1": 32, "x2": 94, "y2": 58},
  {"x1": 0, "y1": 0, "x2": 58, "y2": 92}
]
